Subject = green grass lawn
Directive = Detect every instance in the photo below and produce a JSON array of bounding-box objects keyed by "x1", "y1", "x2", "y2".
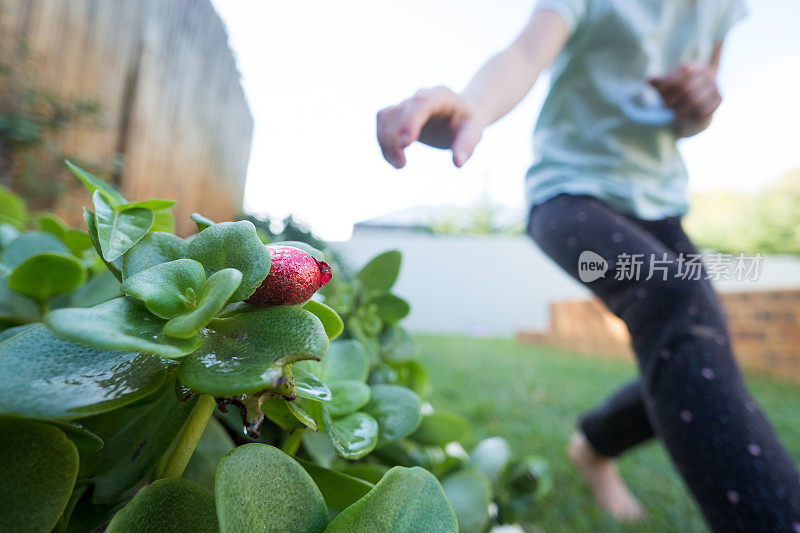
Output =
[{"x1": 415, "y1": 335, "x2": 800, "y2": 533}]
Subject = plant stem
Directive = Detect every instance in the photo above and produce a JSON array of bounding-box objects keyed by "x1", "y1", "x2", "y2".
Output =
[
  {"x1": 282, "y1": 428, "x2": 305, "y2": 456},
  {"x1": 160, "y1": 394, "x2": 216, "y2": 479}
]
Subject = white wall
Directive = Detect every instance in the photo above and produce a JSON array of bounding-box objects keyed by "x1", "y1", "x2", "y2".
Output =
[{"x1": 332, "y1": 232, "x2": 800, "y2": 337}]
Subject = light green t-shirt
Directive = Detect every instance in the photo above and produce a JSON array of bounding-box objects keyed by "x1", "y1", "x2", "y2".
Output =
[{"x1": 526, "y1": 0, "x2": 747, "y2": 219}]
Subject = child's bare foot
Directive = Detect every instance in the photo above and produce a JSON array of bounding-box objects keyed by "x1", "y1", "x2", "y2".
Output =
[{"x1": 567, "y1": 432, "x2": 646, "y2": 522}]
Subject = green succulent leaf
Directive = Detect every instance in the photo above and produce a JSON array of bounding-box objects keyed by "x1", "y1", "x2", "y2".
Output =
[
  {"x1": 106, "y1": 478, "x2": 218, "y2": 533},
  {"x1": 363, "y1": 385, "x2": 422, "y2": 446},
  {"x1": 302, "y1": 429, "x2": 339, "y2": 467},
  {"x1": 411, "y1": 411, "x2": 471, "y2": 447},
  {"x1": 441, "y1": 470, "x2": 492, "y2": 533},
  {"x1": 355, "y1": 250, "x2": 401, "y2": 293},
  {"x1": 163, "y1": 268, "x2": 242, "y2": 338},
  {"x1": 0, "y1": 231, "x2": 69, "y2": 270},
  {"x1": 83, "y1": 209, "x2": 122, "y2": 280},
  {"x1": 7, "y1": 252, "x2": 86, "y2": 302},
  {"x1": 66, "y1": 160, "x2": 127, "y2": 205},
  {"x1": 302, "y1": 299, "x2": 343, "y2": 340},
  {"x1": 296, "y1": 458, "x2": 374, "y2": 512},
  {"x1": 151, "y1": 208, "x2": 176, "y2": 233},
  {"x1": 379, "y1": 325, "x2": 415, "y2": 362},
  {"x1": 68, "y1": 270, "x2": 122, "y2": 308},
  {"x1": 178, "y1": 306, "x2": 328, "y2": 396},
  {"x1": 469, "y1": 437, "x2": 512, "y2": 483},
  {"x1": 46, "y1": 297, "x2": 202, "y2": 358},
  {"x1": 190, "y1": 212, "x2": 215, "y2": 232},
  {"x1": 0, "y1": 222, "x2": 20, "y2": 250},
  {"x1": 0, "y1": 324, "x2": 168, "y2": 419},
  {"x1": 121, "y1": 231, "x2": 188, "y2": 279},
  {"x1": 0, "y1": 418, "x2": 79, "y2": 533},
  {"x1": 324, "y1": 339, "x2": 369, "y2": 382},
  {"x1": 46, "y1": 419, "x2": 104, "y2": 452},
  {"x1": 120, "y1": 258, "x2": 205, "y2": 318},
  {"x1": 36, "y1": 213, "x2": 68, "y2": 238},
  {"x1": 92, "y1": 386, "x2": 196, "y2": 502},
  {"x1": 0, "y1": 185, "x2": 27, "y2": 229},
  {"x1": 325, "y1": 466, "x2": 458, "y2": 533},
  {"x1": 0, "y1": 275, "x2": 39, "y2": 323},
  {"x1": 324, "y1": 409, "x2": 379, "y2": 460},
  {"x1": 390, "y1": 360, "x2": 433, "y2": 398},
  {"x1": 286, "y1": 400, "x2": 319, "y2": 430},
  {"x1": 117, "y1": 198, "x2": 176, "y2": 211},
  {"x1": 369, "y1": 293, "x2": 410, "y2": 324},
  {"x1": 63, "y1": 229, "x2": 93, "y2": 257},
  {"x1": 92, "y1": 190, "x2": 154, "y2": 262},
  {"x1": 215, "y1": 444, "x2": 328, "y2": 533},
  {"x1": 327, "y1": 380, "x2": 371, "y2": 417},
  {"x1": 187, "y1": 221, "x2": 270, "y2": 303},
  {"x1": 293, "y1": 367, "x2": 332, "y2": 402},
  {"x1": 260, "y1": 397, "x2": 305, "y2": 432}
]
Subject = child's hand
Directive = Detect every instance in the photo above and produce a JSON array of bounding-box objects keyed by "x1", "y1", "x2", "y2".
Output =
[
  {"x1": 376, "y1": 86, "x2": 485, "y2": 169},
  {"x1": 649, "y1": 62, "x2": 722, "y2": 137}
]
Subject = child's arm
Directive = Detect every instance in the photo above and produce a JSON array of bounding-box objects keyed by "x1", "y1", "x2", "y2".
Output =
[
  {"x1": 649, "y1": 42, "x2": 726, "y2": 138},
  {"x1": 376, "y1": 10, "x2": 569, "y2": 169}
]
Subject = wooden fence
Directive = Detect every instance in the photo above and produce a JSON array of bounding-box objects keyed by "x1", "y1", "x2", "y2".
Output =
[
  {"x1": 518, "y1": 290, "x2": 800, "y2": 382},
  {"x1": 0, "y1": 0, "x2": 253, "y2": 234}
]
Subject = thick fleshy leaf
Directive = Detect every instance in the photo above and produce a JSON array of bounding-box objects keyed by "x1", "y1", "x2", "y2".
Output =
[
  {"x1": 118, "y1": 198, "x2": 176, "y2": 211},
  {"x1": 0, "y1": 274, "x2": 40, "y2": 323},
  {"x1": 215, "y1": 444, "x2": 328, "y2": 533},
  {"x1": 8, "y1": 252, "x2": 86, "y2": 302},
  {"x1": 46, "y1": 419, "x2": 104, "y2": 452},
  {"x1": 0, "y1": 231, "x2": 69, "y2": 269},
  {"x1": 287, "y1": 400, "x2": 319, "y2": 430},
  {"x1": 369, "y1": 293, "x2": 410, "y2": 324},
  {"x1": 121, "y1": 258, "x2": 205, "y2": 318},
  {"x1": 183, "y1": 417, "x2": 235, "y2": 490},
  {"x1": 0, "y1": 324, "x2": 168, "y2": 419},
  {"x1": 469, "y1": 437, "x2": 512, "y2": 483},
  {"x1": 363, "y1": 385, "x2": 422, "y2": 446},
  {"x1": 379, "y1": 325, "x2": 415, "y2": 362},
  {"x1": 0, "y1": 222, "x2": 20, "y2": 250},
  {"x1": 151, "y1": 209, "x2": 176, "y2": 233},
  {"x1": 92, "y1": 190, "x2": 154, "y2": 262},
  {"x1": 106, "y1": 478, "x2": 218, "y2": 533},
  {"x1": 303, "y1": 299, "x2": 343, "y2": 340},
  {"x1": 45, "y1": 297, "x2": 202, "y2": 358},
  {"x1": 324, "y1": 410, "x2": 379, "y2": 460},
  {"x1": 293, "y1": 367, "x2": 332, "y2": 402},
  {"x1": 163, "y1": 268, "x2": 242, "y2": 338},
  {"x1": 83, "y1": 209, "x2": 122, "y2": 280},
  {"x1": 0, "y1": 185, "x2": 27, "y2": 229},
  {"x1": 324, "y1": 339, "x2": 369, "y2": 382},
  {"x1": 178, "y1": 306, "x2": 328, "y2": 396},
  {"x1": 66, "y1": 160, "x2": 127, "y2": 205},
  {"x1": 186, "y1": 221, "x2": 270, "y2": 303},
  {"x1": 91, "y1": 387, "x2": 196, "y2": 502},
  {"x1": 260, "y1": 397, "x2": 305, "y2": 432},
  {"x1": 0, "y1": 419, "x2": 79, "y2": 533},
  {"x1": 296, "y1": 458, "x2": 374, "y2": 511},
  {"x1": 355, "y1": 250, "x2": 401, "y2": 293},
  {"x1": 68, "y1": 270, "x2": 122, "y2": 308},
  {"x1": 121, "y1": 231, "x2": 188, "y2": 279},
  {"x1": 302, "y1": 428, "x2": 339, "y2": 467},
  {"x1": 412, "y1": 411, "x2": 471, "y2": 447},
  {"x1": 63, "y1": 229, "x2": 93, "y2": 257},
  {"x1": 190, "y1": 212, "x2": 215, "y2": 232},
  {"x1": 327, "y1": 380, "x2": 371, "y2": 417},
  {"x1": 36, "y1": 212, "x2": 68, "y2": 238},
  {"x1": 325, "y1": 466, "x2": 457, "y2": 533},
  {"x1": 391, "y1": 360, "x2": 433, "y2": 397},
  {"x1": 441, "y1": 470, "x2": 492, "y2": 533}
]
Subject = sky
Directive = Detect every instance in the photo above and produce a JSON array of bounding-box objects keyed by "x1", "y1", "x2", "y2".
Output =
[{"x1": 212, "y1": 0, "x2": 800, "y2": 240}]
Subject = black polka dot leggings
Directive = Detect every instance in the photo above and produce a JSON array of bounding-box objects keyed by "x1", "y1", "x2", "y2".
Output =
[{"x1": 529, "y1": 193, "x2": 800, "y2": 532}]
